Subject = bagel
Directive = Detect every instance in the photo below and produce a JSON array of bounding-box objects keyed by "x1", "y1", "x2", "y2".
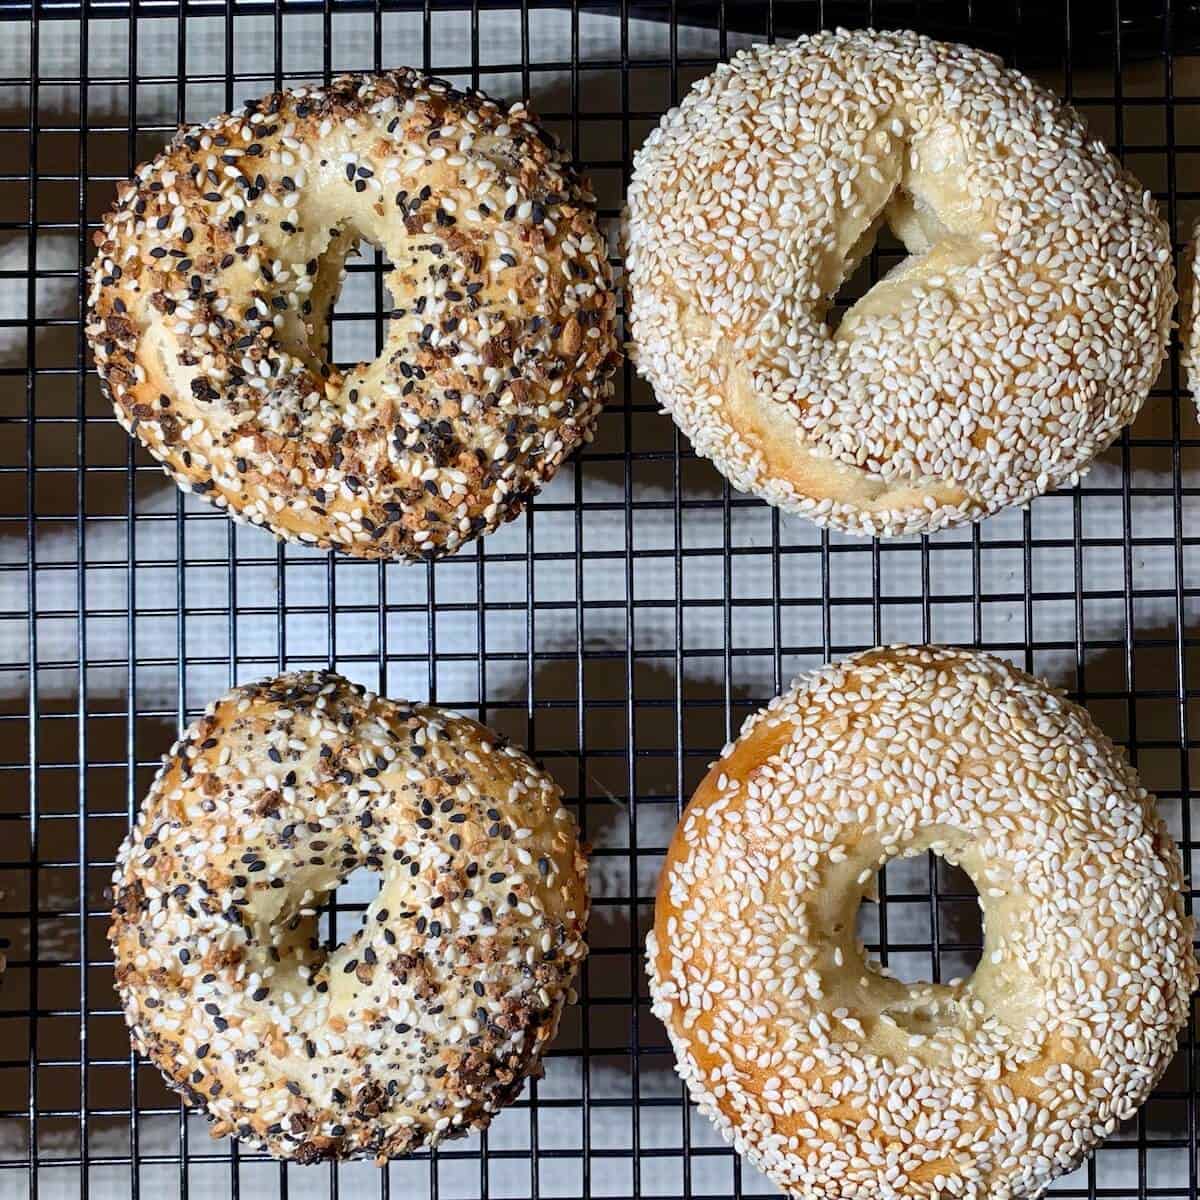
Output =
[
  {"x1": 87, "y1": 70, "x2": 618, "y2": 560},
  {"x1": 1179, "y1": 221, "x2": 1200, "y2": 396},
  {"x1": 649, "y1": 645, "x2": 1196, "y2": 1200},
  {"x1": 109, "y1": 671, "x2": 588, "y2": 1162},
  {"x1": 625, "y1": 29, "x2": 1174, "y2": 536}
]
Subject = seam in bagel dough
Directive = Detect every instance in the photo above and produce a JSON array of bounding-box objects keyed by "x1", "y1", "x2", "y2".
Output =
[
  {"x1": 87, "y1": 71, "x2": 618, "y2": 561},
  {"x1": 649, "y1": 645, "x2": 1197, "y2": 1200},
  {"x1": 625, "y1": 29, "x2": 1174, "y2": 536},
  {"x1": 109, "y1": 671, "x2": 589, "y2": 1163}
]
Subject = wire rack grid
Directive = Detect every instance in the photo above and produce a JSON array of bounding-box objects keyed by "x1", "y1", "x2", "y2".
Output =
[{"x1": 0, "y1": 1, "x2": 1198, "y2": 1198}]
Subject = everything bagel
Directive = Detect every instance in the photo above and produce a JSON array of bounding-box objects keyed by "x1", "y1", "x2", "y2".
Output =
[
  {"x1": 88, "y1": 70, "x2": 617, "y2": 560},
  {"x1": 109, "y1": 671, "x2": 588, "y2": 1162}
]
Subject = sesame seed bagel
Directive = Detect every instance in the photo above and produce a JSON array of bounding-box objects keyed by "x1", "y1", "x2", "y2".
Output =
[
  {"x1": 625, "y1": 30, "x2": 1174, "y2": 536},
  {"x1": 649, "y1": 645, "x2": 1196, "y2": 1200},
  {"x1": 110, "y1": 671, "x2": 588, "y2": 1163},
  {"x1": 87, "y1": 70, "x2": 618, "y2": 560},
  {"x1": 1179, "y1": 221, "x2": 1200, "y2": 396}
]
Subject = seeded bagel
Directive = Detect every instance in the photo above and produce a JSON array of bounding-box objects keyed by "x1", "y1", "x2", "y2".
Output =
[
  {"x1": 650, "y1": 645, "x2": 1196, "y2": 1200},
  {"x1": 88, "y1": 71, "x2": 618, "y2": 560},
  {"x1": 626, "y1": 29, "x2": 1174, "y2": 535},
  {"x1": 1179, "y1": 221, "x2": 1200, "y2": 397},
  {"x1": 110, "y1": 671, "x2": 589, "y2": 1162}
]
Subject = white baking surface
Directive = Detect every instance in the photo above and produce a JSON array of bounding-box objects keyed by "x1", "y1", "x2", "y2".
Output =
[{"x1": 0, "y1": 7, "x2": 1197, "y2": 1198}]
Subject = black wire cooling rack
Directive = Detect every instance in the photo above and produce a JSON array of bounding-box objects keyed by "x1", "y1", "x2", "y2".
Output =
[{"x1": 2, "y1": 1, "x2": 1198, "y2": 1197}]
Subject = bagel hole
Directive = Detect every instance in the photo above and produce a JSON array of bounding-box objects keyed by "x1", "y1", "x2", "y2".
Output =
[
  {"x1": 327, "y1": 237, "x2": 399, "y2": 370},
  {"x1": 317, "y1": 864, "x2": 383, "y2": 949},
  {"x1": 855, "y1": 851, "x2": 983, "y2": 986},
  {"x1": 825, "y1": 222, "x2": 908, "y2": 334}
]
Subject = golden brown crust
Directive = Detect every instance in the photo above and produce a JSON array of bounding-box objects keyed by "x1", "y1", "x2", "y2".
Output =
[
  {"x1": 110, "y1": 671, "x2": 588, "y2": 1162},
  {"x1": 88, "y1": 71, "x2": 618, "y2": 560},
  {"x1": 650, "y1": 645, "x2": 1196, "y2": 1200}
]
